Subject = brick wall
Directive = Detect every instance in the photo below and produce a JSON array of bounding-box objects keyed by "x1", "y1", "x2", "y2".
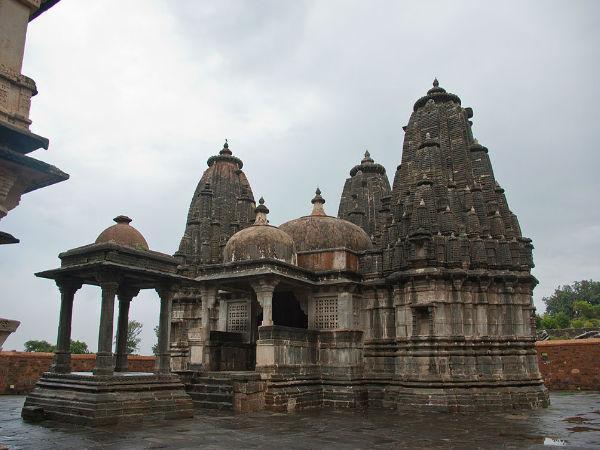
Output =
[
  {"x1": 0, "y1": 352, "x2": 156, "y2": 393},
  {"x1": 536, "y1": 339, "x2": 600, "y2": 390}
]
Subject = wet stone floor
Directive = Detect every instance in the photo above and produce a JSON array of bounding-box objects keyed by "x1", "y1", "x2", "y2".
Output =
[{"x1": 0, "y1": 393, "x2": 599, "y2": 449}]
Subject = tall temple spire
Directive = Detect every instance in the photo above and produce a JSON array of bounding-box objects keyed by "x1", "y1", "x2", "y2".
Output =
[
  {"x1": 175, "y1": 140, "x2": 255, "y2": 271},
  {"x1": 383, "y1": 81, "x2": 533, "y2": 273}
]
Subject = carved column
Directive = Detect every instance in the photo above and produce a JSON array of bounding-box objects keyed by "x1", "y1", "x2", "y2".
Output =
[
  {"x1": 114, "y1": 287, "x2": 139, "y2": 372},
  {"x1": 94, "y1": 279, "x2": 119, "y2": 376},
  {"x1": 200, "y1": 285, "x2": 217, "y2": 341},
  {"x1": 51, "y1": 279, "x2": 82, "y2": 373},
  {"x1": 156, "y1": 285, "x2": 175, "y2": 374},
  {"x1": 337, "y1": 290, "x2": 354, "y2": 329},
  {"x1": 252, "y1": 280, "x2": 278, "y2": 326}
]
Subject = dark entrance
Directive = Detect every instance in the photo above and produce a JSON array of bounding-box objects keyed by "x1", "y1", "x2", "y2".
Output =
[{"x1": 272, "y1": 291, "x2": 308, "y2": 328}]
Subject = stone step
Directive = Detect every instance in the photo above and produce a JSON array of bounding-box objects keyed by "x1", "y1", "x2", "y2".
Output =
[
  {"x1": 188, "y1": 391, "x2": 233, "y2": 404},
  {"x1": 192, "y1": 400, "x2": 233, "y2": 411},
  {"x1": 186, "y1": 383, "x2": 233, "y2": 394}
]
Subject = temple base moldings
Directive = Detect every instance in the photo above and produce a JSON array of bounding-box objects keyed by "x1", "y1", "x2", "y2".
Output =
[{"x1": 22, "y1": 372, "x2": 193, "y2": 426}]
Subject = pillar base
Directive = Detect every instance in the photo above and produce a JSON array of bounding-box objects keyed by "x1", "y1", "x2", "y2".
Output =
[
  {"x1": 93, "y1": 352, "x2": 114, "y2": 376},
  {"x1": 114, "y1": 354, "x2": 128, "y2": 373},
  {"x1": 50, "y1": 352, "x2": 71, "y2": 374},
  {"x1": 22, "y1": 372, "x2": 194, "y2": 426}
]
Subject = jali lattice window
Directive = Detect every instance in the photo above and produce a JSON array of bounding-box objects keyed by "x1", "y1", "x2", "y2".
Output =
[
  {"x1": 315, "y1": 297, "x2": 338, "y2": 329},
  {"x1": 227, "y1": 301, "x2": 248, "y2": 333}
]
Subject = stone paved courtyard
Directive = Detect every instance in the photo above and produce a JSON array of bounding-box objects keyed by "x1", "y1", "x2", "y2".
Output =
[{"x1": 1, "y1": 392, "x2": 599, "y2": 449}]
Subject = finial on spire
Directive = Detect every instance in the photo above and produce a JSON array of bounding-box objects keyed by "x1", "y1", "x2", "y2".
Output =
[
  {"x1": 361, "y1": 149, "x2": 374, "y2": 164},
  {"x1": 220, "y1": 139, "x2": 232, "y2": 156},
  {"x1": 114, "y1": 215, "x2": 132, "y2": 224},
  {"x1": 311, "y1": 187, "x2": 326, "y2": 216},
  {"x1": 254, "y1": 196, "x2": 269, "y2": 224},
  {"x1": 433, "y1": 78, "x2": 439, "y2": 87}
]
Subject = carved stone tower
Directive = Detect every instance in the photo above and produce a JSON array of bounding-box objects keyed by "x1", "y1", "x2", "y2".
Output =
[
  {"x1": 365, "y1": 80, "x2": 547, "y2": 410},
  {"x1": 338, "y1": 151, "x2": 391, "y2": 248},
  {"x1": 171, "y1": 140, "x2": 255, "y2": 370}
]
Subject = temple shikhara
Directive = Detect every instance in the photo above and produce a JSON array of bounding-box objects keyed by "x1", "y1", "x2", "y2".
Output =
[{"x1": 25, "y1": 80, "x2": 548, "y2": 424}]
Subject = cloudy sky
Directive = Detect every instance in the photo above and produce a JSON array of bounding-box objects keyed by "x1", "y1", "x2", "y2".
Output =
[{"x1": 2, "y1": 0, "x2": 599, "y2": 354}]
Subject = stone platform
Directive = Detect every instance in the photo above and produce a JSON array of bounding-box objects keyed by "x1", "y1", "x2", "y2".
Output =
[{"x1": 21, "y1": 372, "x2": 193, "y2": 426}]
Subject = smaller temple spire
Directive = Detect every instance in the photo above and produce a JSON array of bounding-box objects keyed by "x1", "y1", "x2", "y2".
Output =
[
  {"x1": 311, "y1": 187, "x2": 326, "y2": 216},
  {"x1": 254, "y1": 196, "x2": 269, "y2": 225}
]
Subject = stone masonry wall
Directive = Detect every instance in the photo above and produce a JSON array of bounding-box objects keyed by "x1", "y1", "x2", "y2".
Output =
[
  {"x1": 536, "y1": 339, "x2": 600, "y2": 391},
  {"x1": 0, "y1": 352, "x2": 156, "y2": 393}
]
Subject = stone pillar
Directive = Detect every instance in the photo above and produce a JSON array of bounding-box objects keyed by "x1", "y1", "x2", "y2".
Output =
[
  {"x1": 51, "y1": 279, "x2": 81, "y2": 374},
  {"x1": 337, "y1": 290, "x2": 354, "y2": 329},
  {"x1": 114, "y1": 287, "x2": 139, "y2": 372},
  {"x1": 0, "y1": 0, "x2": 39, "y2": 74},
  {"x1": 156, "y1": 286, "x2": 175, "y2": 374},
  {"x1": 200, "y1": 285, "x2": 217, "y2": 340},
  {"x1": 94, "y1": 280, "x2": 119, "y2": 376},
  {"x1": 252, "y1": 280, "x2": 278, "y2": 326}
]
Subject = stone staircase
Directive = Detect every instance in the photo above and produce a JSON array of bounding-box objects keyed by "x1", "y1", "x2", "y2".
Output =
[{"x1": 186, "y1": 374, "x2": 235, "y2": 411}]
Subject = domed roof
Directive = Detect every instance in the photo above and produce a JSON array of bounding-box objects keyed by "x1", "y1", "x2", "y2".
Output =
[
  {"x1": 223, "y1": 198, "x2": 296, "y2": 264},
  {"x1": 95, "y1": 216, "x2": 149, "y2": 250},
  {"x1": 280, "y1": 189, "x2": 373, "y2": 253}
]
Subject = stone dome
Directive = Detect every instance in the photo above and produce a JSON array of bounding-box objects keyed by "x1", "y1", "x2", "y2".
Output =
[
  {"x1": 280, "y1": 189, "x2": 373, "y2": 253},
  {"x1": 223, "y1": 198, "x2": 296, "y2": 264},
  {"x1": 95, "y1": 215, "x2": 149, "y2": 250}
]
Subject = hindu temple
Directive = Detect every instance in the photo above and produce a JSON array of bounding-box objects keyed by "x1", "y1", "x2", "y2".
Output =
[
  {"x1": 25, "y1": 80, "x2": 548, "y2": 424},
  {"x1": 169, "y1": 80, "x2": 548, "y2": 413}
]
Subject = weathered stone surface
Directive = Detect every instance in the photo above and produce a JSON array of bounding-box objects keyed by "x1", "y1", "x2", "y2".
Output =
[
  {"x1": 22, "y1": 372, "x2": 193, "y2": 426},
  {"x1": 167, "y1": 81, "x2": 547, "y2": 414}
]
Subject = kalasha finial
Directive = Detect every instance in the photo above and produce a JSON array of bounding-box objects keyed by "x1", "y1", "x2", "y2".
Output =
[
  {"x1": 254, "y1": 196, "x2": 269, "y2": 224},
  {"x1": 433, "y1": 78, "x2": 439, "y2": 87},
  {"x1": 311, "y1": 187, "x2": 326, "y2": 216},
  {"x1": 113, "y1": 215, "x2": 132, "y2": 224},
  {"x1": 361, "y1": 149, "x2": 374, "y2": 164},
  {"x1": 220, "y1": 139, "x2": 232, "y2": 156}
]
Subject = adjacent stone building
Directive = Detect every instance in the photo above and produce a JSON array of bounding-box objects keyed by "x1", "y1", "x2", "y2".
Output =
[
  {"x1": 170, "y1": 81, "x2": 548, "y2": 412},
  {"x1": 0, "y1": 0, "x2": 67, "y2": 244}
]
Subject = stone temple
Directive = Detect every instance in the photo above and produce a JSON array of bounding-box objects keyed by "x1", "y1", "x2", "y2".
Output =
[
  {"x1": 27, "y1": 80, "x2": 548, "y2": 423},
  {"x1": 169, "y1": 80, "x2": 548, "y2": 412}
]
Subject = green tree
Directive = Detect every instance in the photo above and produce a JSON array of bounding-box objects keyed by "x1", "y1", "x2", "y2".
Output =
[
  {"x1": 126, "y1": 320, "x2": 143, "y2": 354},
  {"x1": 69, "y1": 340, "x2": 89, "y2": 354},
  {"x1": 543, "y1": 280, "x2": 600, "y2": 318},
  {"x1": 25, "y1": 339, "x2": 90, "y2": 353},
  {"x1": 572, "y1": 300, "x2": 600, "y2": 320},
  {"x1": 24, "y1": 340, "x2": 55, "y2": 352},
  {"x1": 539, "y1": 314, "x2": 558, "y2": 330},
  {"x1": 554, "y1": 312, "x2": 570, "y2": 329}
]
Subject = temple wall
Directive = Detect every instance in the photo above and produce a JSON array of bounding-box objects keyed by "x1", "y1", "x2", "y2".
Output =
[{"x1": 0, "y1": 352, "x2": 156, "y2": 393}]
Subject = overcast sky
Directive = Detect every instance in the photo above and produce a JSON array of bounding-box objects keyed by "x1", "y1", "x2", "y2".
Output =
[{"x1": 2, "y1": 0, "x2": 599, "y2": 354}]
